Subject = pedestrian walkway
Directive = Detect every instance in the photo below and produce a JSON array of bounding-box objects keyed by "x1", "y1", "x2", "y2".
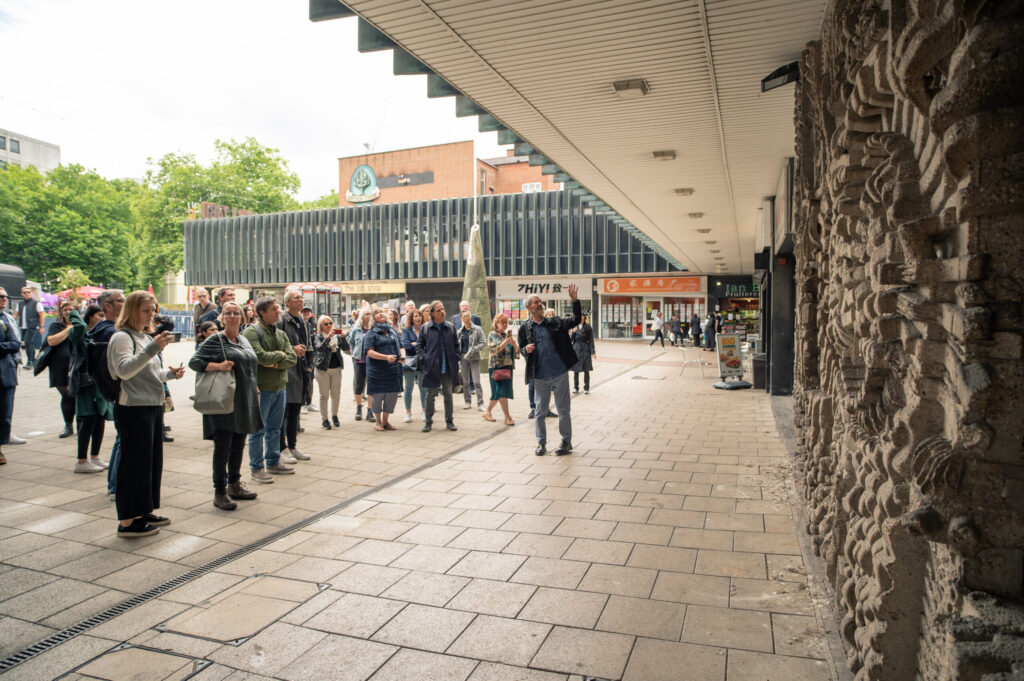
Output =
[{"x1": 0, "y1": 341, "x2": 844, "y2": 680}]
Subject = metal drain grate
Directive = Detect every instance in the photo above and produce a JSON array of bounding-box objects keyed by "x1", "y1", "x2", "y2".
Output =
[
  {"x1": 631, "y1": 375, "x2": 666, "y2": 380},
  {"x1": 0, "y1": 351, "x2": 665, "y2": 675}
]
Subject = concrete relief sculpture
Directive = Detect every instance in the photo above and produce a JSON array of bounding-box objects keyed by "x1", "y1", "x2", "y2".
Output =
[{"x1": 793, "y1": 1, "x2": 1024, "y2": 679}]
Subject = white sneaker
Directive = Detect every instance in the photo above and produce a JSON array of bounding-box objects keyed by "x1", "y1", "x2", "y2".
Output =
[
  {"x1": 478, "y1": 405, "x2": 486, "y2": 412},
  {"x1": 75, "y1": 460, "x2": 103, "y2": 474},
  {"x1": 90, "y1": 457, "x2": 109, "y2": 469},
  {"x1": 463, "y1": 403, "x2": 472, "y2": 409},
  {"x1": 291, "y1": 448, "x2": 311, "y2": 461},
  {"x1": 280, "y1": 450, "x2": 298, "y2": 464},
  {"x1": 8, "y1": 435, "x2": 25, "y2": 445},
  {"x1": 404, "y1": 412, "x2": 412, "y2": 423},
  {"x1": 300, "y1": 406, "x2": 309, "y2": 414},
  {"x1": 307, "y1": 404, "x2": 318, "y2": 412}
]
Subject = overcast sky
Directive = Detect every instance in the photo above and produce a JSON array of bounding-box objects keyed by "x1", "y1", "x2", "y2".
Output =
[{"x1": 0, "y1": 0, "x2": 508, "y2": 200}]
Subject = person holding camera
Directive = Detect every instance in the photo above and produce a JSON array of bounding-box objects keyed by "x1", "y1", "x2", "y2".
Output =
[
  {"x1": 107, "y1": 291, "x2": 185, "y2": 537},
  {"x1": 312, "y1": 315, "x2": 349, "y2": 430},
  {"x1": 481, "y1": 313, "x2": 519, "y2": 426}
]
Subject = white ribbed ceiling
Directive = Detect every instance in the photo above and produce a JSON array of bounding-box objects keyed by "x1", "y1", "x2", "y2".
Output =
[{"x1": 341, "y1": 0, "x2": 826, "y2": 273}]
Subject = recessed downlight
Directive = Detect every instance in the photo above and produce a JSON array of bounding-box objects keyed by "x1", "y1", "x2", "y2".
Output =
[
  {"x1": 674, "y1": 188, "x2": 694, "y2": 196},
  {"x1": 709, "y1": 249, "x2": 720, "y2": 253},
  {"x1": 652, "y1": 150, "x2": 677, "y2": 161},
  {"x1": 714, "y1": 257, "x2": 724, "y2": 260},
  {"x1": 688, "y1": 212, "x2": 703, "y2": 218},
  {"x1": 612, "y1": 79, "x2": 650, "y2": 98},
  {"x1": 696, "y1": 228, "x2": 712, "y2": 234},
  {"x1": 704, "y1": 240, "x2": 717, "y2": 244}
]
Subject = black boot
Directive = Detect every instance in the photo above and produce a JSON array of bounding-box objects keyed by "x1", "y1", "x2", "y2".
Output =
[
  {"x1": 213, "y1": 492, "x2": 237, "y2": 510},
  {"x1": 59, "y1": 424, "x2": 74, "y2": 439}
]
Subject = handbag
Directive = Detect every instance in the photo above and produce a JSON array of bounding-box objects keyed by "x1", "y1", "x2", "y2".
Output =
[
  {"x1": 403, "y1": 354, "x2": 418, "y2": 371},
  {"x1": 32, "y1": 341, "x2": 56, "y2": 377},
  {"x1": 193, "y1": 333, "x2": 236, "y2": 414},
  {"x1": 492, "y1": 367, "x2": 512, "y2": 382}
]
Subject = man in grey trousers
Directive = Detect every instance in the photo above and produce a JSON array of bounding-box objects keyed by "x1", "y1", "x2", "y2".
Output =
[{"x1": 518, "y1": 285, "x2": 582, "y2": 456}]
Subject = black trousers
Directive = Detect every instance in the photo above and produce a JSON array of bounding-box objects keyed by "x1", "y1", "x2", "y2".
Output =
[
  {"x1": 212, "y1": 429, "x2": 245, "y2": 492},
  {"x1": 649, "y1": 330, "x2": 665, "y2": 347},
  {"x1": 573, "y1": 371, "x2": 590, "y2": 391},
  {"x1": 0, "y1": 385, "x2": 14, "y2": 445},
  {"x1": 424, "y1": 374, "x2": 454, "y2": 425},
  {"x1": 57, "y1": 386, "x2": 75, "y2": 426},
  {"x1": 113, "y1": 404, "x2": 163, "y2": 520},
  {"x1": 279, "y1": 402, "x2": 301, "y2": 451},
  {"x1": 77, "y1": 414, "x2": 106, "y2": 460}
]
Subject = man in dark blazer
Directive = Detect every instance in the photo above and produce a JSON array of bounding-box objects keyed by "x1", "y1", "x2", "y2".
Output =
[
  {"x1": 0, "y1": 288, "x2": 25, "y2": 464},
  {"x1": 418, "y1": 301, "x2": 460, "y2": 432},
  {"x1": 276, "y1": 288, "x2": 312, "y2": 463},
  {"x1": 518, "y1": 284, "x2": 582, "y2": 456}
]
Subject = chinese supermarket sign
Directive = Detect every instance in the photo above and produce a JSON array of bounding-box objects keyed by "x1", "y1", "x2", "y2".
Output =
[
  {"x1": 599, "y1": 277, "x2": 704, "y2": 295},
  {"x1": 716, "y1": 334, "x2": 744, "y2": 379}
]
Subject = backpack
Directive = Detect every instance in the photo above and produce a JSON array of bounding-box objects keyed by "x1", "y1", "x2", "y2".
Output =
[{"x1": 88, "y1": 331, "x2": 136, "y2": 403}]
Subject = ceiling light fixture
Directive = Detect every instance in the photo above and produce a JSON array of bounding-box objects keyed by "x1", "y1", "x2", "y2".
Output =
[
  {"x1": 704, "y1": 240, "x2": 717, "y2": 244},
  {"x1": 612, "y1": 79, "x2": 650, "y2": 98},
  {"x1": 674, "y1": 188, "x2": 694, "y2": 196},
  {"x1": 714, "y1": 257, "x2": 724, "y2": 260},
  {"x1": 688, "y1": 212, "x2": 703, "y2": 218},
  {"x1": 709, "y1": 249, "x2": 720, "y2": 253},
  {"x1": 652, "y1": 150, "x2": 677, "y2": 161},
  {"x1": 696, "y1": 228, "x2": 712, "y2": 234}
]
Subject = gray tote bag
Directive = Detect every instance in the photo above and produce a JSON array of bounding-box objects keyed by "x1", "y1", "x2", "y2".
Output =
[{"x1": 193, "y1": 334, "x2": 236, "y2": 415}]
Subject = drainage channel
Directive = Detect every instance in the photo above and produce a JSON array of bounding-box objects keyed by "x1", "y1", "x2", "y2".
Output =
[{"x1": 0, "y1": 350, "x2": 667, "y2": 674}]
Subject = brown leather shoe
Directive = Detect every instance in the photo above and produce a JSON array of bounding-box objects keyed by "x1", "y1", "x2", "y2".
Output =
[
  {"x1": 213, "y1": 493, "x2": 237, "y2": 510},
  {"x1": 227, "y1": 482, "x2": 257, "y2": 500}
]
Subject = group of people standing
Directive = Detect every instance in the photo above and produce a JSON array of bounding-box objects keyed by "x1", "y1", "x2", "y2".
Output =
[{"x1": 649, "y1": 310, "x2": 722, "y2": 350}]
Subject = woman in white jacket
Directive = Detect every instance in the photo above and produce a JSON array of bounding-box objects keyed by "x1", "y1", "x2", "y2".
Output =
[{"x1": 108, "y1": 291, "x2": 184, "y2": 538}]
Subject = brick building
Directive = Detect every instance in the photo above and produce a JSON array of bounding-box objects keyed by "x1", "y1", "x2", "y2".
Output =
[{"x1": 337, "y1": 140, "x2": 559, "y2": 207}]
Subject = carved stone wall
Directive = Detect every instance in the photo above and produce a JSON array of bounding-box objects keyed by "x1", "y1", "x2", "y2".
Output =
[{"x1": 792, "y1": 1, "x2": 1024, "y2": 679}]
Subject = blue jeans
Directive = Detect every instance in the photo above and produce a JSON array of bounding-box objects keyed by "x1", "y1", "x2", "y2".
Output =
[
  {"x1": 403, "y1": 370, "x2": 425, "y2": 412},
  {"x1": 249, "y1": 389, "x2": 286, "y2": 471},
  {"x1": 533, "y1": 372, "x2": 571, "y2": 446},
  {"x1": 107, "y1": 434, "x2": 121, "y2": 494},
  {"x1": 23, "y1": 327, "x2": 39, "y2": 366}
]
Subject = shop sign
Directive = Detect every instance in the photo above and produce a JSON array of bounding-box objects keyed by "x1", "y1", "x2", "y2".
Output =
[
  {"x1": 495, "y1": 277, "x2": 591, "y2": 301},
  {"x1": 716, "y1": 334, "x2": 744, "y2": 379},
  {"x1": 599, "y1": 277, "x2": 703, "y2": 295},
  {"x1": 713, "y1": 278, "x2": 759, "y2": 298},
  {"x1": 346, "y1": 164, "x2": 381, "y2": 203},
  {"x1": 335, "y1": 280, "x2": 403, "y2": 295}
]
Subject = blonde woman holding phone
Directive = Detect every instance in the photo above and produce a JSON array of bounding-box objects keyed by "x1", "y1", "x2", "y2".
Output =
[{"x1": 108, "y1": 291, "x2": 185, "y2": 537}]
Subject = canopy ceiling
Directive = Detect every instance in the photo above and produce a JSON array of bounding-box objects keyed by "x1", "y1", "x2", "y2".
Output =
[{"x1": 315, "y1": 0, "x2": 827, "y2": 274}]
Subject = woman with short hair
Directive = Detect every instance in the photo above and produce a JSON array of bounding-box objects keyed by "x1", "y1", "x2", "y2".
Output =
[
  {"x1": 312, "y1": 315, "x2": 349, "y2": 429},
  {"x1": 189, "y1": 301, "x2": 261, "y2": 510},
  {"x1": 45, "y1": 300, "x2": 76, "y2": 439},
  {"x1": 67, "y1": 304, "x2": 112, "y2": 473},
  {"x1": 482, "y1": 313, "x2": 519, "y2": 426},
  {"x1": 349, "y1": 308, "x2": 375, "y2": 421},
  {"x1": 363, "y1": 307, "x2": 405, "y2": 431},
  {"x1": 108, "y1": 291, "x2": 184, "y2": 537}
]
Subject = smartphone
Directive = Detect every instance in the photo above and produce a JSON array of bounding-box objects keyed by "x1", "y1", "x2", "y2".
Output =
[{"x1": 168, "y1": 332, "x2": 182, "y2": 343}]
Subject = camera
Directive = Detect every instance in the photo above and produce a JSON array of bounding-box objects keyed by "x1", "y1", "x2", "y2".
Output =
[{"x1": 154, "y1": 315, "x2": 175, "y2": 334}]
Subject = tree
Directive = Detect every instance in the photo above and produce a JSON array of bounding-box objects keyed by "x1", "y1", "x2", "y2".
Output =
[
  {"x1": 295, "y1": 189, "x2": 340, "y2": 210},
  {"x1": 137, "y1": 138, "x2": 301, "y2": 291},
  {"x1": 0, "y1": 163, "x2": 134, "y2": 286}
]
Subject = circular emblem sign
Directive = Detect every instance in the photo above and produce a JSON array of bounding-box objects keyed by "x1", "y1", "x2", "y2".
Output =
[{"x1": 346, "y1": 164, "x2": 381, "y2": 203}]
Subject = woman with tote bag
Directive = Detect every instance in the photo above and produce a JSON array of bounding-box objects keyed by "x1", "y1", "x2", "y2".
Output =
[{"x1": 189, "y1": 301, "x2": 262, "y2": 510}]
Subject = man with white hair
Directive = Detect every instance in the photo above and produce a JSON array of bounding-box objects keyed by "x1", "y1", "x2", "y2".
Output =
[
  {"x1": 459, "y1": 300, "x2": 481, "y2": 327},
  {"x1": 517, "y1": 285, "x2": 582, "y2": 456}
]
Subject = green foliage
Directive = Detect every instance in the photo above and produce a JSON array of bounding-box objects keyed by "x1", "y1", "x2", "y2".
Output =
[
  {"x1": 55, "y1": 267, "x2": 92, "y2": 295},
  {"x1": 0, "y1": 163, "x2": 134, "y2": 286},
  {"x1": 137, "y1": 138, "x2": 302, "y2": 292},
  {"x1": 0, "y1": 137, "x2": 306, "y2": 294},
  {"x1": 295, "y1": 189, "x2": 340, "y2": 210}
]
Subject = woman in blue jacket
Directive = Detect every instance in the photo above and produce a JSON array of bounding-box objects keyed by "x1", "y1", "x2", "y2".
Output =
[
  {"x1": 400, "y1": 309, "x2": 426, "y2": 423},
  {"x1": 363, "y1": 307, "x2": 405, "y2": 431}
]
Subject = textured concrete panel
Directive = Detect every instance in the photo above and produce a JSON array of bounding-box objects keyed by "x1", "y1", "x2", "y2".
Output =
[{"x1": 792, "y1": 1, "x2": 1024, "y2": 679}]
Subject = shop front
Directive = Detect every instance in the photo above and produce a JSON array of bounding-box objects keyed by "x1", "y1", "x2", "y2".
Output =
[
  {"x1": 597, "y1": 276, "x2": 706, "y2": 340},
  {"x1": 709, "y1": 275, "x2": 761, "y2": 344},
  {"x1": 494, "y1": 277, "x2": 593, "y2": 328},
  {"x1": 292, "y1": 280, "x2": 407, "y2": 326}
]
